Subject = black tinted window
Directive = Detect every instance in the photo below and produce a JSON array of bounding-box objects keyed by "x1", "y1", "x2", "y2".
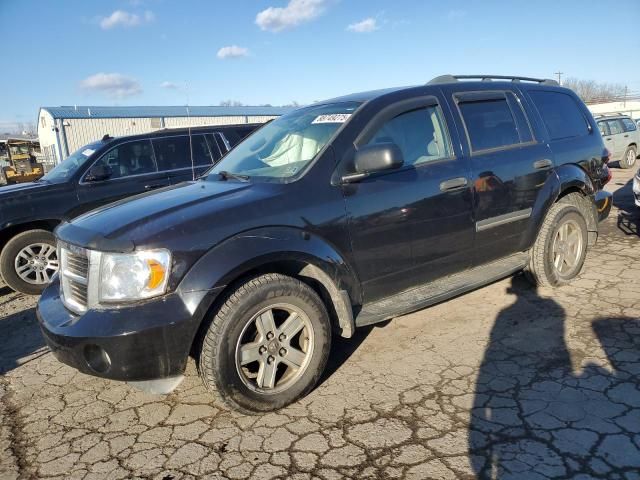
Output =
[
  {"x1": 622, "y1": 118, "x2": 637, "y2": 132},
  {"x1": 458, "y1": 98, "x2": 520, "y2": 151},
  {"x1": 92, "y1": 139, "x2": 156, "y2": 179},
  {"x1": 529, "y1": 91, "x2": 589, "y2": 140},
  {"x1": 153, "y1": 135, "x2": 213, "y2": 170}
]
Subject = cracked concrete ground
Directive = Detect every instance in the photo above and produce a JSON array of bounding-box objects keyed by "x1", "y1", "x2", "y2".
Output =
[{"x1": 1, "y1": 166, "x2": 639, "y2": 480}]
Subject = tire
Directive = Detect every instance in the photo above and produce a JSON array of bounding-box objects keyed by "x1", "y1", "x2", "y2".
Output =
[
  {"x1": 525, "y1": 198, "x2": 588, "y2": 287},
  {"x1": 620, "y1": 145, "x2": 637, "y2": 169},
  {"x1": 0, "y1": 229, "x2": 58, "y2": 295},
  {"x1": 198, "y1": 273, "x2": 332, "y2": 413}
]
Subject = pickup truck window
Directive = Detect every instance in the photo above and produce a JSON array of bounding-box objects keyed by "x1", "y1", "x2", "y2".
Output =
[
  {"x1": 529, "y1": 91, "x2": 589, "y2": 141},
  {"x1": 153, "y1": 135, "x2": 212, "y2": 171},
  {"x1": 365, "y1": 106, "x2": 452, "y2": 166},
  {"x1": 40, "y1": 141, "x2": 104, "y2": 183},
  {"x1": 458, "y1": 97, "x2": 520, "y2": 152},
  {"x1": 208, "y1": 102, "x2": 361, "y2": 181}
]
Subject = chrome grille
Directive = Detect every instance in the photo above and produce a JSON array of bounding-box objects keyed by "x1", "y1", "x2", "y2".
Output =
[{"x1": 60, "y1": 245, "x2": 89, "y2": 313}]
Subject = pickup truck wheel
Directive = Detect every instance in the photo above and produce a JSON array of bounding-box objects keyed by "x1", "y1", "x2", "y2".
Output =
[
  {"x1": 525, "y1": 200, "x2": 588, "y2": 287},
  {"x1": 0, "y1": 229, "x2": 58, "y2": 295},
  {"x1": 198, "y1": 273, "x2": 331, "y2": 413},
  {"x1": 620, "y1": 146, "x2": 637, "y2": 169}
]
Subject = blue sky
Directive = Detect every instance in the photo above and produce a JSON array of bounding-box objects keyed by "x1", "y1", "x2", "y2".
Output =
[{"x1": 1, "y1": 0, "x2": 639, "y2": 130}]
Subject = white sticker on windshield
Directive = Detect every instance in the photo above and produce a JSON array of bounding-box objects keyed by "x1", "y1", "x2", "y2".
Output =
[
  {"x1": 312, "y1": 113, "x2": 352, "y2": 124},
  {"x1": 82, "y1": 149, "x2": 95, "y2": 157}
]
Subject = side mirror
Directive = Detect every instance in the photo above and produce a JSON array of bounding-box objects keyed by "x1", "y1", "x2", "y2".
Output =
[
  {"x1": 342, "y1": 143, "x2": 404, "y2": 183},
  {"x1": 85, "y1": 164, "x2": 112, "y2": 182}
]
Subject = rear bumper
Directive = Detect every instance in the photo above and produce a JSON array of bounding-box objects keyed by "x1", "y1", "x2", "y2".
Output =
[
  {"x1": 37, "y1": 278, "x2": 200, "y2": 382},
  {"x1": 594, "y1": 190, "x2": 612, "y2": 222}
]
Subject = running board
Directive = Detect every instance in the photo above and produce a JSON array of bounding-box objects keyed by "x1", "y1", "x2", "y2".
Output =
[{"x1": 355, "y1": 252, "x2": 529, "y2": 327}]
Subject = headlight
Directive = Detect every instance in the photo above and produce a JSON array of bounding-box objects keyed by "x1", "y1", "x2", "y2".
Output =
[{"x1": 99, "y1": 249, "x2": 171, "y2": 302}]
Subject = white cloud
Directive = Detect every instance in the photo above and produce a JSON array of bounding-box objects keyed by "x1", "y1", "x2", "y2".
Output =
[
  {"x1": 256, "y1": 0, "x2": 327, "y2": 32},
  {"x1": 99, "y1": 9, "x2": 155, "y2": 29},
  {"x1": 347, "y1": 17, "x2": 378, "y2": 33},
  {"x1": 160, "y1": 81, "x2": 179, "y2": 89},
  {"x1": 80, "y1": 73, "x2": 142, "y2": 98},
  {"x1": 217, "y1": 45, "x2": 250, "y2": 59}
]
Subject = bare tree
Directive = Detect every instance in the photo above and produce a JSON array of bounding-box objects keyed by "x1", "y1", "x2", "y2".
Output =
[
  {"x1": 563, "y1": 78, "x2": 626, "y2": 104},
  {"x1": 219, "y1": 100, "x2": 245, "y2": 107}
]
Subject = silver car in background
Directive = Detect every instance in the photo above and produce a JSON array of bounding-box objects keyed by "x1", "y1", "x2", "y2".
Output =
[{"x1": 595, "y1": 114, "x2": 640, "y2": 169}]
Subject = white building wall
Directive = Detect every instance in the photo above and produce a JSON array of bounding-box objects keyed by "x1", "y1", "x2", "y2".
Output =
[
  {"x1": 588, "y1": 101, "x2": 640, "y2": 120},
  {"x1": 36, "y1": 110, "x2": 60, "y2": 165},
  {"x1": 63, "y1": 117, "x2": 163, "y2": 155}
]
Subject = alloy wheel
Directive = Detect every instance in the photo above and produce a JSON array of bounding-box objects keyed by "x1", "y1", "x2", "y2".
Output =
[{"x1": 14, "y1": 243, "x2": 58, "y2": 285}]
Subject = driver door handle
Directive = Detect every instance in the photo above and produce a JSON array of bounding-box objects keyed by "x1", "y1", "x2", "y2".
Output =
[
  {"x1": 439, "y1": 177, "x2": 468, "y2": 192},
  {"x1": 533, "y1": 159, "x2": 553, "y2": 170},
  {"x1": 144, "y1": 183, "x2": 165, "y2": 190}
]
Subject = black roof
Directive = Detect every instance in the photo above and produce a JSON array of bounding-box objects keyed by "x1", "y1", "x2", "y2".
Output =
[{"x1": 105, "y1": 123, "x2": 261, "y2": 143}]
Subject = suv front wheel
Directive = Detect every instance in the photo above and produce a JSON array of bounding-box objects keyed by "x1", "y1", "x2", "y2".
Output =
[
  {"x1": 198, "y1": 273, "x2": 331, "y2": 413},
  {"x1": 525, "y1": 197, "x2": 588, "y2": 287},
  {"x1": 0, "y1": 229, "x2": 58, "y2": 295}
]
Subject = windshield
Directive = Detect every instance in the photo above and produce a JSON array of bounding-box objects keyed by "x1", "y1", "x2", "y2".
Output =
[
  {"x1": 207, "y1": 102, "x2": 361, "y2": 181},
  {"x1": 40, "y1": 141, "x2": 103, "y2": 183}
]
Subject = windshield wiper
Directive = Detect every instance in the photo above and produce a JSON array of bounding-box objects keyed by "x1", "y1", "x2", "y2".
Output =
[{"x1": 218, "y1": 171, "x2": 250, "y2": 182}]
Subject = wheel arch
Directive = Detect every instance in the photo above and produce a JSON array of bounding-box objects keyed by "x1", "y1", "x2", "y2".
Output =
[
  {"x1": 520, "y1": 164, "x2": 598, "y2": 250},
  {"x1": 0, "y1": 219, "x2": 61, "y2": 253},
  {"x1": 178, "y1": 227, "x2": 361, "y2": 353}
]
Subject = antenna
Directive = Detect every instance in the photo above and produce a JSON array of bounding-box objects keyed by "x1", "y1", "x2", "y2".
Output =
[{"x1": 185, "y1": 82, "x2": 195, "y2": 181}]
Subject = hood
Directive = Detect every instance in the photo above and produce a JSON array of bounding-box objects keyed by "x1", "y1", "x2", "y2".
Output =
[
  {"x1": 0, "y1": 181, "x2": 53, "y2": 197},
  {"x1": 56, "y1": 179, "x2": 287, "y2": 253}
]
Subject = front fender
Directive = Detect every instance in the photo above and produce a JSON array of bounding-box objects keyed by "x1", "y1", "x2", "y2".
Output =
[
  {"x1": 176, "y1": 226, "x2": 360, "y2": 331},
  {"x1": 519, "y1": 164, "x2": 596, "y2": 251}
]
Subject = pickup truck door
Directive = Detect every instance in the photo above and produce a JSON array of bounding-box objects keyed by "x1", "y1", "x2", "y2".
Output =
[
  {"x1": 340, "y1": 96, "x2": 474, "y2": 303},
  {"x1": 445, "y1": 88, "x2": 554, "y2": 265},
  {"x1": 75, "y1": 138, "x2": 170, "y2": 216}
]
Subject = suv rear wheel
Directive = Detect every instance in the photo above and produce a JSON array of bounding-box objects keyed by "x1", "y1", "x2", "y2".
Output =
[
  {"x1": 525, "y1": 198, "x2": 588, "y2": 287},
  {"x1": 0, "y1": 229, "x2": 58, "y2": 295},
  {"x1": 198, "y1": 273, "x2": 331, "y2": 413},
  {"x1": 620, "y1": 145, "x2": 637, "y2": 169}
]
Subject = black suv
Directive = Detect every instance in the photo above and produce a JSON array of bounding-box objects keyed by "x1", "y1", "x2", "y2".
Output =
[
  {"x1": 38, "y1": 75, "x2": 612, "y2": 412},
  {"x1": 0, "y1": 124, "x2": 258, "y2": 295}
]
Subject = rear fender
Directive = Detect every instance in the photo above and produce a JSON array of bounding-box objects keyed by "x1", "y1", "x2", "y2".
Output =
[{"x1": 520, "y1": 164, "x2": 597, "y2": 250}]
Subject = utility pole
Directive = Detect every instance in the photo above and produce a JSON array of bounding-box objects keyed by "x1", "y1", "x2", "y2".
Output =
[{"x1": 554, "y1": 71, "x2": 563, "y2": 85}]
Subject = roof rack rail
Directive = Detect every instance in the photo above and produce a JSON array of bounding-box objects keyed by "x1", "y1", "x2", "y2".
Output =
[{"x1": 428, "y1": 74, "x2": 559, "y2": 86}]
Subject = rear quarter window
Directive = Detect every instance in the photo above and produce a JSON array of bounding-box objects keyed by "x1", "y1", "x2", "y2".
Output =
[
  {"x1": 622, "y1": 118, "x2": 637, "y2": 132},
  {"x1": 529, "y1": 90, "x2": 590, "y2": 141}
]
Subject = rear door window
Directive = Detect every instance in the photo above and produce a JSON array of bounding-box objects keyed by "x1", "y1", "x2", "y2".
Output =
[
  {"x1": 528, "y1": 90, "x2": 590, "y2": 140},
  {"x1": 606, "y1": 120, "x2": 623, "y2": 135},
  {"x1": 153, "y1": 135, "x2": 213, "y2": 171},
  {"x1": 457, "y1": 95, "x2": 520, "y2": 152}
]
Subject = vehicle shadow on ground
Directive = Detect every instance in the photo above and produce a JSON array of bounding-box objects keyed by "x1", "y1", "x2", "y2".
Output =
[
  {"x1": 613, "y1": 177, "x2": 639, "y2": 237},
  {"x1": 468, "y1": 276, "x2": 640, "y2": 478},
  {"x1": 0, "y1": 307, "x2": 47, "y2": 375},
  {"x1": 317, "y1": 321, "x2": 389, "y2": 389}
]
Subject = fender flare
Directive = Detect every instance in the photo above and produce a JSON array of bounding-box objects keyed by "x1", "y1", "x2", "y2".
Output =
[
  {"x1": 520, "y1": 164, "x2": 597, "y2": 251},
  {"x1": 176, "y1": 226, "x2": 360, "y2": 339}
]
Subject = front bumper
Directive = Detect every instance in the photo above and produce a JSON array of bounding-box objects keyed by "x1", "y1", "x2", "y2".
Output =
[
  {"x1": 594, "y1": 189, "x2": 613, "y2": 222},
  {"x1": 37, "y1": 278, "x2": 201, "y2": 382}
]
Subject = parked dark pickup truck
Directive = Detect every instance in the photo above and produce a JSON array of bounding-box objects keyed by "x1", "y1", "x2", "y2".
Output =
[
  {"x1": 0, "y1": 124, "x2": 258, "y2": 294},
  {"x1": 38, "y1": 75, "x2": 612, "y2": 412}
]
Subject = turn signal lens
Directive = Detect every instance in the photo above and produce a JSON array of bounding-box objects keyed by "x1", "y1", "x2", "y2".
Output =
[{"x1": 147, "y1": 259, "x2": 166, "y2": 290}]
